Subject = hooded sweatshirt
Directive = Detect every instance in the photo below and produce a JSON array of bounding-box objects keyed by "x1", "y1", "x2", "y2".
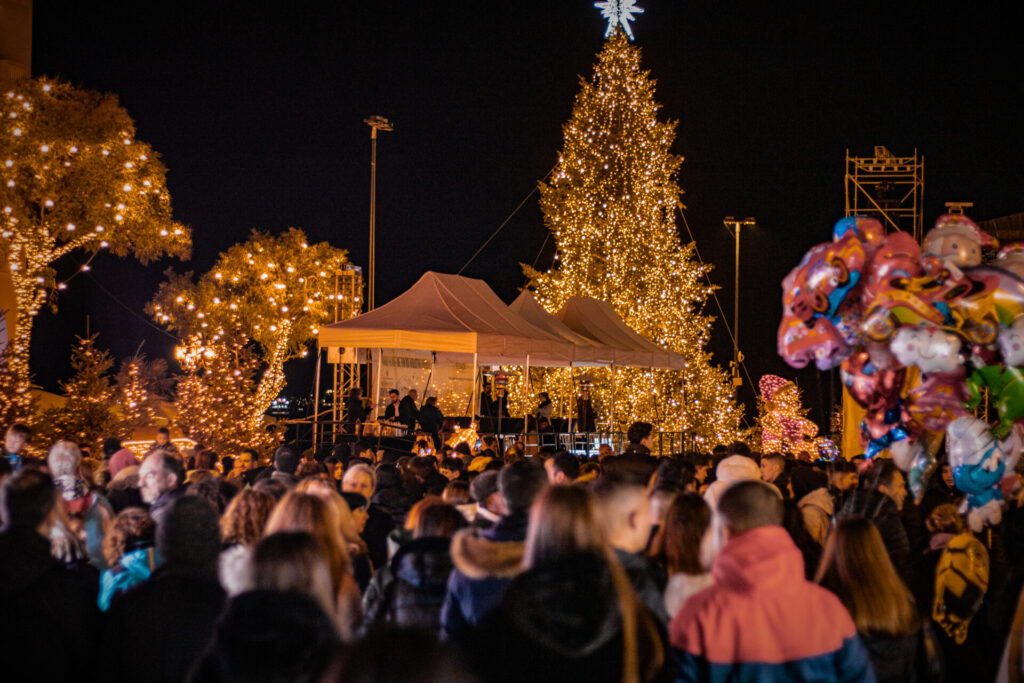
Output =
[
  {"x1": 798, "y1": 487, "x2": 835, "y2": 546},
  {"x1": 670, "y1": 525, "x2": 875, "y2": 682}
]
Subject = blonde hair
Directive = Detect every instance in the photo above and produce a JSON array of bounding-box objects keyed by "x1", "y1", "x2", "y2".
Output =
[
  {"x1": 264, "y1": 492, "x2": 351, "y2": 589},
  {"x1": 816, "y1": 516, "x2": 919, "y2": 637},
  {"x1": 524, "y1": 486, "x2": 663, "y2": 683},
  {"x1": 296, "y1": 478, "x2": 368, "y2": 557},
  {"x1": 342, "y1": 462, "x2": 376, "y2": 494},
  {"x1": 47, "y1": 440, "x2": 82, "y2": 477}
]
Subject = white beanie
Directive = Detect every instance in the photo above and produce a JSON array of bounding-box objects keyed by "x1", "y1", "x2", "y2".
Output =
[{"x1": 703, "y1": 455, "x2": 761, "y2": 513}]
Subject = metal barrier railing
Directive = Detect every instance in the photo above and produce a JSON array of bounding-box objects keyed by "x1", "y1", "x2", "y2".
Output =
[{"x1": 282, "y1": 417, "x2": 698, "y2": 458}]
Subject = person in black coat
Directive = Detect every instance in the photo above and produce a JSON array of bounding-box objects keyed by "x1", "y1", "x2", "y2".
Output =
[
  {"x1": 103, "y1": 496, "x2": 226, "y2": 683},
  {"x1": 362, "y1": 504, "x2": 467, "y2": 634},
  {"x1": 0, "y1": 469, "x2": 100, "y2": 681},
  {"x1": 399, "y1": 389, "x2": 420, "y2": 435},
  {"x1": 344, "y1": 387, "x2": 368, "y2": 435},
  {"x1": 418, "y1": 396, "x2": 445, "y2": 450},
  {"x1": 840, "y1": 459, "x2": 912, "y2": 584}
]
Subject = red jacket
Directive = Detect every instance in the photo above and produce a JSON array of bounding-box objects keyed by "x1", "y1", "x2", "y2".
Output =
[{"x1": 669, "y1": 525, "x2": 874, "y2": 682}]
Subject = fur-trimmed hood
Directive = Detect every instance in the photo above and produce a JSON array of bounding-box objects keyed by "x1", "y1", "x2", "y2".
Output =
[{"x1": 449, "y1": 527, "x2": 524, "y2": 580}]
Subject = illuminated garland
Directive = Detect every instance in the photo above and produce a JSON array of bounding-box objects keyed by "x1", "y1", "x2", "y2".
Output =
[
  {"x1": 519, "y1": 32, "x2": 743, "y2": 446},
  {"x1": 148, "y1": 228, "x2": 361, "y2": 450},
  {"x1": 0, "y1": 78, "x2": 190, "y2": 422}
]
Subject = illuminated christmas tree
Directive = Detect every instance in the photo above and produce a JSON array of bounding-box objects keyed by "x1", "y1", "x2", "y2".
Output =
[
  {"x1": 522, "y1": 31, "x2": 742, "y2": 446},
  {"x1": 36, "y1": 334, "x2": 118, "y2": 453},
  {"x1": 0, "y1": 78, "x2": 190, "y2": 422},
  {"x1": 757, "y1": 374, "x2": 821, "y2": 455},
  {"x1": 113, "y1": 353, "x2": 170, "y2": 438},
  {"x1": 149, "y1": 228, "x2": 361, "y2": 450}
]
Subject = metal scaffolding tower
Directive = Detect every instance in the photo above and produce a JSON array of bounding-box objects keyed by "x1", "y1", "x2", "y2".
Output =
[{"x1": 845, "y1": 146, "x2": 925, "y2": 241}]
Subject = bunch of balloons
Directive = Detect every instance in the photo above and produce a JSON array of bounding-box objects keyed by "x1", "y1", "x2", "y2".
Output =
[{"x1": 779, "y1": 214, "x2": 1024, "y2": 529}]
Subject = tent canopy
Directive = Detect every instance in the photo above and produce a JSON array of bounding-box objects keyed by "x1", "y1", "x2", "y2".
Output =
[
  {"x1": 317, "y1": 272, "x2": 574, "y2": 366},
  {"x1": 556, "y1": 297, "x2": 687, "y2": 370},
  {"x1": 508, "y1": 291, "x2": 616, "y2": 366},
  {"x1": 317, "y1": 272, "x2": 687, "y2": 370}
]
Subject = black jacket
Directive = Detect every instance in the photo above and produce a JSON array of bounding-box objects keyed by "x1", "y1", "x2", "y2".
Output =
[
  {"x1": 419, "y1": 404, "x2": 444, "y2": 434},
  {"x1": 0, "y1": 525, "x2": 100, "y2": 681},
  {"x1": 103, "y1": 565, "x2": 225, "y2": 683},
  {"x1": 841, "y1": 489, "x2": 911, "y2": 584},
  {"x1": 398, "y1": 395, "x2": 419, "y2": 432},
  {"x1": 463, "y1": 551, "x2": 665, "y2": 683},
  {"x1": 189, "y1": 590, "x2": 340, "y2": 682},
  {"x1": 362, "y1": 536, "x2": 455, "y2": 634}
]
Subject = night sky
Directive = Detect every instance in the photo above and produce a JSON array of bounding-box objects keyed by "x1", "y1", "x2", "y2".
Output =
[{"x1": 26, "y1": 1, "x2": 1024, "y2": 428}]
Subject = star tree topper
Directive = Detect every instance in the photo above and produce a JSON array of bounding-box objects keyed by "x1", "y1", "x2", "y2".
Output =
[{"x1": 595, "y1": 0, "x2": 644, "y2": 40}]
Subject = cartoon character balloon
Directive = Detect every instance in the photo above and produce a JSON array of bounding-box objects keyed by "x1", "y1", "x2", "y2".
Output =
[
  {"x1": 889, "y1": 326, "x2": 962, "y2": 374},
  {"x1": 947, "y1": 416, "x2": 1016, "y2": 531},
  {"x1": 922, "y1": 214, "x2": 996, "y2": 271}
]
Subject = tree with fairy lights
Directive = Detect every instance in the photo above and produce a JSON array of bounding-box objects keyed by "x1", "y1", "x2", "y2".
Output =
[
  {"x1": 149, "y1": 228, "x2": 361, "y2": 451},
  {"x1": 757, "y1": 374, "x2": 822, "y2": 455},
  {"x1": 35, "y1": 335, "x2": 118, "y2": 454},
  {"x1": 521, "y1": 30, "x2": 742, "y2": 446},
  {"x1": 113, "y1": 353, "x2": 171, "y2": 438},
  {"x1": 0, "y1": 78, "x2": 190, "y2": 423}
]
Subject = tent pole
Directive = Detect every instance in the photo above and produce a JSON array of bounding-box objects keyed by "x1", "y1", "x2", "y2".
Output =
[
  {"x1": 523, "y1": 354, "x2": 531, "y2": 436},
  {"x1": 569, "y1": 362, "x2": 575, "y2": 454},
  {"x1": 470, "y1": 353, "x2": 479, "y2": 424},
  {"x1": 611, "y1": 362, "x2": 616, "y2": 447},
  {"x1": 372, "y1": 348, "x2": 383, "y2": 421},
  {"x1": 312, "y1": 346, "x2": 322, "y2": 451}
]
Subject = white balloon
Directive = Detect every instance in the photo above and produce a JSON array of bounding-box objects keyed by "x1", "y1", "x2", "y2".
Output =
[{"x1": 890, "y1": 326, "x2": 961, "y2": 374}]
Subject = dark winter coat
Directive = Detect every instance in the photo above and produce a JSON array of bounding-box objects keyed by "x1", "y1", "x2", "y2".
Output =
[
  {"x1": 841, "y1": 489, "x2": 912, "y2": 584},
  {"x1": 615, "y1": 548, "x2": 670, "y2": 627},
  {"x1": 362, "y1": 536, "x2": 455, "y2": 634},
  {"x1": 464, "y1": 551, "x2": 666, "y2": 683},
  {"x1": 188, "y1": 590, "x2": 340, "y2": 682},
  {"x1": 861, "y1": 628, "x2": 936, "y2": 683},
  {"x1": 0, "y1": 525, "x2": 100, "y2": 681},
  {"x1": 102, "y1": 565, "x2": 225, "y2": 683},
  {"x1": 440, "y1": 513, "x2": 528, "y2": 641},
  {"x1": 398, "y1": 395, "x2": 419, "y2": 432},
  {"x1": 362, "y1": 504, "x2": 396, "y2": 570}
]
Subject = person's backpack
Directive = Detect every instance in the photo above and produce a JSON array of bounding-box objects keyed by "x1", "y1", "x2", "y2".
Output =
[{"x1": 932, "y1": 531, "x2": 989, "y2": 644}]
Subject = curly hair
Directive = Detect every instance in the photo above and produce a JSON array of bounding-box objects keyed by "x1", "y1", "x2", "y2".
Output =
[
  {"x1": 102, "y1": 507, "x2": 156, "y2": 566},
  {"x1": 220, "y1": 488, "x2": 276, "y2": 546}
]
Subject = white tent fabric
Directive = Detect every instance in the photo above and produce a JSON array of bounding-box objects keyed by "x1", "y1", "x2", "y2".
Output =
[
  {"x1": 556, "y1": 296, "x2": 687, "y2": 370},
  {"x1": 508, "y1": 291, "x2": 616, "y2": 366},
  {"x1": 317, "y1": 272, "x2": 575, "y2": 366}
]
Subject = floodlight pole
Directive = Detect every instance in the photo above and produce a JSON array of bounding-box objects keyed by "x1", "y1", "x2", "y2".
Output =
[
  {"x1": 365, "y1": 115, "x2": 393, "y2": 311},
  {"x1": 724, "y1": 217, "x2": 756, "y2": 388}
]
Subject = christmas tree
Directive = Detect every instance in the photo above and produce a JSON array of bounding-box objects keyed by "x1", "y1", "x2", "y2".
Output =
[
  {"x1": 757, "y1": 374, "x2": 821, "y2": 455},
  {"x1": 522, "y1": 31, "x2": 742, "y2": 446},
  {"x1": 36, "y1": 335, "x2": 118, "y2": 453},
  {"x1": 114, "y1": 353, "x2": 171, "y2": 439}
]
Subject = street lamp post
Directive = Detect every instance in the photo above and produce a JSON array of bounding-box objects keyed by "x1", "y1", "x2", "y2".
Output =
[
  {"x1": 364, "y1": 115, "x2": 393, "y2": 311},
  {"x1": 724, "y1": 217, "x2": 756, "y2": 388}
]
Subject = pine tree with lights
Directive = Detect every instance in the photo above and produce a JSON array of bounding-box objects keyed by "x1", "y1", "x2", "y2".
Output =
[
  {"x1": 757, "y1": 374, "x2": 821, "y2": 454},
  {"x1": 0, "y1": 78, "x2": 190, "y2": 421},
  {"x1": 148, "y1": 228, "x2": 361, "y2": 450},
  {"x1": 113, "y1": 353, "x2": 170, "y2": 438},
  {"x1": 522, "y1": 30, "x2": 742, "y2": 446},
  {"x1": 36, "y1": 334, "x2": 118, "y2": 453}
]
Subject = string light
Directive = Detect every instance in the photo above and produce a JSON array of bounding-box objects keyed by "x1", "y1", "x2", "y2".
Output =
[
  {"x1": 516, "y1": 32, "x2": 743, "y2": 446},
  {"x1": 0, "y1": 78, "x2": 190, "y2": 423},
  {"x1": 148, "y1": 228, "x2": 361, "y2": 451}
]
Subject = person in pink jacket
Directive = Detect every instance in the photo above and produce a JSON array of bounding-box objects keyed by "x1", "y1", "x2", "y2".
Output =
[{"x1": 670, "y1": 480, "x2": 875, "y2": 682}]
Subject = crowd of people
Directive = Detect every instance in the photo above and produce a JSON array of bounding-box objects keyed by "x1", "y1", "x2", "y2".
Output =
[{"x1": 2, "y1": 417, "x2": 1024, "y2": 682}]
